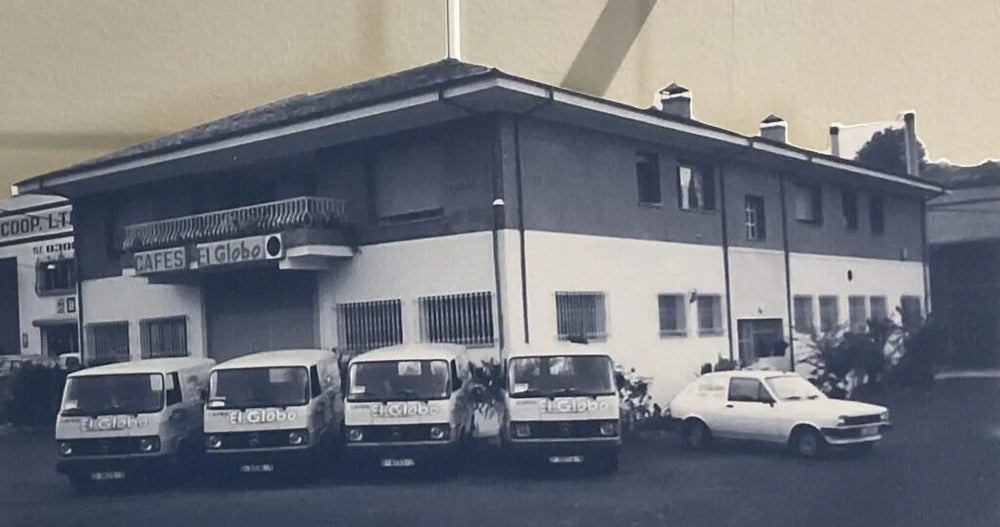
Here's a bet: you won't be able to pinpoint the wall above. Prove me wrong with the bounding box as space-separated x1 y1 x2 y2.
0 235 76 356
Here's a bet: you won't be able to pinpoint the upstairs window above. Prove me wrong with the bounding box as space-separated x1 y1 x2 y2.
842 190 859 231
745 195 766 241
677 164 716 212
372 141 445 222
793 184 823 224
418 291 495 347
870 195 885 235
555 292 607 341
336 299 404 354
36 259 76 296
657 294 687 337
636 153 661 205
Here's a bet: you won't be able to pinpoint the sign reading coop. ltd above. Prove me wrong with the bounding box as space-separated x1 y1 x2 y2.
0 205 72 243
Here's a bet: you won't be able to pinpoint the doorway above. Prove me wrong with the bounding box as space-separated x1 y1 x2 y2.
42 323 79 358
0 257 19 355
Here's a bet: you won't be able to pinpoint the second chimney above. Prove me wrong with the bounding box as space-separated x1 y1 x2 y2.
759 114 787 143
659 83 691 119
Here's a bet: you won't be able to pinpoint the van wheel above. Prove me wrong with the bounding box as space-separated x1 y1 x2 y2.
791 427 826 459
682 419 711 449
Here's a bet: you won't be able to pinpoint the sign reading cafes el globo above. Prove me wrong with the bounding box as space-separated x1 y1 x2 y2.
0 206 72 243
134 235 279 275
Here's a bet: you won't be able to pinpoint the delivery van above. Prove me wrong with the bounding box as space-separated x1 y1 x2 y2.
343 343 476 474
500 343 622 474
202 349 343 481
54 357 216 493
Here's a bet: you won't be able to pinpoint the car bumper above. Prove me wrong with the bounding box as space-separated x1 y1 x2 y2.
821 422 892 445
56 453 173 477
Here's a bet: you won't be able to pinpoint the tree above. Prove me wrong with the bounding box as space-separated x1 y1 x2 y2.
854 127 927 175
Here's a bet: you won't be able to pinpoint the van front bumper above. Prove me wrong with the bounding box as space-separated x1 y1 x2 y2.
345 440 458 468
56 453 173 477
504 437 621 463
205 446 320 474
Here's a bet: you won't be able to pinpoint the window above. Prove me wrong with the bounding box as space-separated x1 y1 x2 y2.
657 294 687 337
736 319 785 364
309 366 323 398
842 190 859 231
728 377 767 402
555 292 607 341
819 296 839 333
793 295 815 334
36 259 75 295
696 295 724 336
86 321 130 366
901 295 923 328
793 184 823 224
870 195 885 235
636 153 661 205
418 291 495 346
140 316 188 359
744 195 766 241
677 164 716 212
372 141 445 221
165 373 182 405
848 296 868 332
336 299 403 354
870 296 889 322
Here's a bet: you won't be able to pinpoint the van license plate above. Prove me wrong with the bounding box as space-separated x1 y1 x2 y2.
90 471 125 481
548 455 584 464
381 458 415 468
861 426 879 436
239 464 274 473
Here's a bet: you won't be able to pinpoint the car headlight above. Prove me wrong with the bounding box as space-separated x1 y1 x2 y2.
600 421 618 436
58 442 73 456
206 435 223 449
513 423 531 438
348 428 364 442
288 430 308 446
139 437 160 453
837 415 848 426
429 425 449 440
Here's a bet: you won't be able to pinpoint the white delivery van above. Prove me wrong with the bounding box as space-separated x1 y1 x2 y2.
500 343 622 474
343 343 476 474
202 349 343 480
54 357 216 493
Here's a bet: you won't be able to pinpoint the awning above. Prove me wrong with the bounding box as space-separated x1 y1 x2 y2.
32 317 78 328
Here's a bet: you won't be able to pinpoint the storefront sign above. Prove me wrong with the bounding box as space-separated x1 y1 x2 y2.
81 415 150 433
196 236 271 269
32 240 74 256
371 401 441 418
134 246 188 276
227 408 298 425
540 398 609 414
0 206 71 243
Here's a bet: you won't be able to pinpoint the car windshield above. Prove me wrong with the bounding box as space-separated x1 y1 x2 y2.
765 375 827 401
208 367 310 408
347 360 451 402
508 355 616 398
61 374 165 416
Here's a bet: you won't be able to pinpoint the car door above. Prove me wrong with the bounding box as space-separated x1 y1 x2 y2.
722 377 777 440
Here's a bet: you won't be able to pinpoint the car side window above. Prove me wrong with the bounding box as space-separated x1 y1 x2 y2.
728 378 762 402
165 373 183 406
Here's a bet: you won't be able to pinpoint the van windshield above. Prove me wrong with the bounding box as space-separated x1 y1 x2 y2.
208 367 310 409
61 374 165 416
348 360 450 402
508 355 616 398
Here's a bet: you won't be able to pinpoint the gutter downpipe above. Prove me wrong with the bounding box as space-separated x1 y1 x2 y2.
716 146 748 364
41 186 85 366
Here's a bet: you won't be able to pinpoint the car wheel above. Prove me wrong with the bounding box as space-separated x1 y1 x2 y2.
792 428 826 459
683 420 711 449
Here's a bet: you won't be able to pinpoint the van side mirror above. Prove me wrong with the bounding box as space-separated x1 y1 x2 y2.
198 388 208 403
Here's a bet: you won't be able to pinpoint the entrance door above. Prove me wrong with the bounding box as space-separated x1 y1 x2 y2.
204 268 318 363
42 324 79 357
0 257 19 355
736 318 788 370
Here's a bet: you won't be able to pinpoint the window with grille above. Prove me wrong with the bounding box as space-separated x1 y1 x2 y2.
819 296 839 333
36 259 76 295
745 195 766 241
848 296 868 332
335 299 403 353
140 316 188 358
555 292 607 341
636 153 661 205
657 294 686 337
677 164 716 212
696 295 724 336
793 295 814 334
86 321 130 365
870 296 889 322
901 295 923 328
418 291 495 347
793 184 823 224
842 190 859 231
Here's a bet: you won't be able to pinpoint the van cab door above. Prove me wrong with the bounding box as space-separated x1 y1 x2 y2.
161 372 193 451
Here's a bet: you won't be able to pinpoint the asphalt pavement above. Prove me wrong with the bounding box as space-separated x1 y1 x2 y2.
1 377 997 527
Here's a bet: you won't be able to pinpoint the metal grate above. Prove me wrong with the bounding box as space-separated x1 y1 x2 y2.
336 299 403 353
555 292 607 341
140 316 188 359
418 291 495 347
86 321 130 366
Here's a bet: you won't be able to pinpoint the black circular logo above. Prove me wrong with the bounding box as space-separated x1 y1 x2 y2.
265 236 282 258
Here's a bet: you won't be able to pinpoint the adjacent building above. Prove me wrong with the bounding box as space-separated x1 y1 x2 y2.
12 60 942 403
0 194 76 358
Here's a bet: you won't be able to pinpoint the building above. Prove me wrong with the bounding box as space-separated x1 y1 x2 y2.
0 194 77 358
12 60 942 404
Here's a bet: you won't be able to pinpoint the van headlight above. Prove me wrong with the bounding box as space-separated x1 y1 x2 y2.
837 415 848 426
880 411 890 422
348 428 364 442
58 442 73 456
206 435 223 449
599 421 618 436
429 425 449 440
513 423 531 438
139 437 160 453
288 430 308 446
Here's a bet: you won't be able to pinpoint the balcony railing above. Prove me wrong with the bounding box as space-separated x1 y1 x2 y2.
122 196 349 252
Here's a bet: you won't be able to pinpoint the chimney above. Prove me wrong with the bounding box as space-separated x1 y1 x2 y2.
829 123 841 158
658 83 691 119
902 111 920 177
759 114 787 143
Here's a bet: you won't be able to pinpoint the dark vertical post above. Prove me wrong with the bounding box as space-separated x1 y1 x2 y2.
779 172 795 370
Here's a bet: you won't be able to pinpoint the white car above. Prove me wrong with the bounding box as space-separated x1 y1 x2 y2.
667 370 891 458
